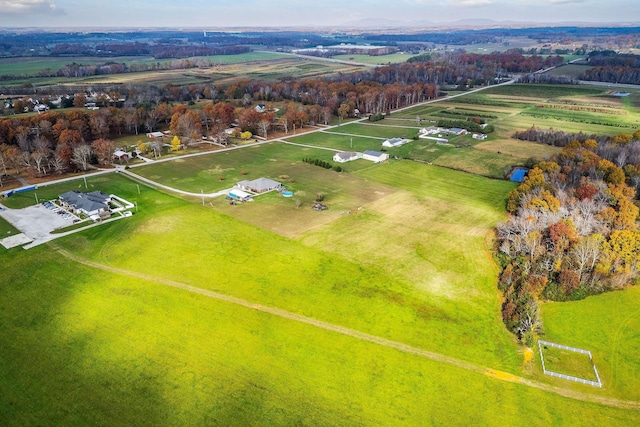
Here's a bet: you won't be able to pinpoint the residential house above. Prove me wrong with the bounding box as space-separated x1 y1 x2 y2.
236 177 283 194
333 151 361 163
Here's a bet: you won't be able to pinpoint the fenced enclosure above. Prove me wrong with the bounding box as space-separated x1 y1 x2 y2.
538 339 602 388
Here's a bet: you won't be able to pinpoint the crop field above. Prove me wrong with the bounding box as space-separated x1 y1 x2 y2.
330 53 413 64
0 51 292 77
392 84 640 141
0 55 362 88
544 64 593 78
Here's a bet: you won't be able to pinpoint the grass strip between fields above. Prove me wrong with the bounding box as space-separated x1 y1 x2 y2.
51 244 640 412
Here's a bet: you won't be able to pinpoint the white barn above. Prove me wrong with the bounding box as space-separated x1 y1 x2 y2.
362 150 389 163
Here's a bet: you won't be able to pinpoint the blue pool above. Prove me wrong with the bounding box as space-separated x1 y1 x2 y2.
282 191 294 197
510 168 528 183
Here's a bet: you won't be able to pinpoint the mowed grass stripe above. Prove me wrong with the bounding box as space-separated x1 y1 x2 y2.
51 245 640 411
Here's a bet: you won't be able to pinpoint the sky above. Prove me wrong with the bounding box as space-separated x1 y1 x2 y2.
0 0 638 28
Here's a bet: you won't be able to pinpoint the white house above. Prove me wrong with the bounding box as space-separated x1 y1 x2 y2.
472 133 488 140
333 151 361 163
146 131 165 138
363 150 389 163
382 138 410 148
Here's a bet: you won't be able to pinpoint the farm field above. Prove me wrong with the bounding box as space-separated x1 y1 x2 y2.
0 55 363 87
0 51 292 77
330 52 413 64
392 84 640 142
290 122 558 178
2 171 640 425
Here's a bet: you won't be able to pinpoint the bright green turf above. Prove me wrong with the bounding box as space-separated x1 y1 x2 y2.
2 248 638 426
541 286 640 401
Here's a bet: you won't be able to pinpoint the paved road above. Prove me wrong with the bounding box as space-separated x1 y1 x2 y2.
50 245 640 412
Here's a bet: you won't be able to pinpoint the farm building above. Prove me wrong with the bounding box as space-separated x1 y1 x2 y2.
363 150 389 163
146 131 165 138
333 151 361 163
237 177 283 194
448 128 468 135
228 189 252 202
113 150 130 161
382 138 411 148
59 191 111 216
472 133 488 140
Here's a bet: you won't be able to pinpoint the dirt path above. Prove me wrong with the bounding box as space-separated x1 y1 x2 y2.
52 245 640 411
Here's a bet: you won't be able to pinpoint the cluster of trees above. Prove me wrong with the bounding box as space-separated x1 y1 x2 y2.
435 119 494 133
49 42 250 59
496 134 640 345
302 157 341 172
513 126 607 147
580 52 640 85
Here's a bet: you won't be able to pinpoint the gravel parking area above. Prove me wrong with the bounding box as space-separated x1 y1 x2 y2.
0 203 76 246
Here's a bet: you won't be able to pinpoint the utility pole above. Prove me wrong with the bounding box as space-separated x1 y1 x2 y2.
201 189 204 206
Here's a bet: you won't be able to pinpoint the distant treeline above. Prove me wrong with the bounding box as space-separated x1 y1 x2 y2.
580 51 640 85
49 43 250 59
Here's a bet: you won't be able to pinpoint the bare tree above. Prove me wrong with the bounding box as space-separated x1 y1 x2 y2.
31 149 50 175
72 144 92 171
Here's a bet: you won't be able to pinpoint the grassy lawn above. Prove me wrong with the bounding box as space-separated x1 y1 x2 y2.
291 124 544 178
2 248 638 426
540 286 640 401
133 142 338 193
0 215 20 243
540 345 599 382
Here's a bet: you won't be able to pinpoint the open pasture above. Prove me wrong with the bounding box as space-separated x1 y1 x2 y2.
541 286 640 401
295 123 547 178
132 142 337 193
50 173 520 372
2 246 638 425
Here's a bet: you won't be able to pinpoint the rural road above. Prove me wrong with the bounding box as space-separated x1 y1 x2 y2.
52 245 640 412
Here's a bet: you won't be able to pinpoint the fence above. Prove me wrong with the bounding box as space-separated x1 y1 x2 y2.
538 339 602 388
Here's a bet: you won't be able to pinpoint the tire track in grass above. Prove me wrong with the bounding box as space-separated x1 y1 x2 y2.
52 245 640 411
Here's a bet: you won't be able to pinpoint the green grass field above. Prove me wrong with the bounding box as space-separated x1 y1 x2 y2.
540 345 599 382
2 171 639 425
541 287 640 401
